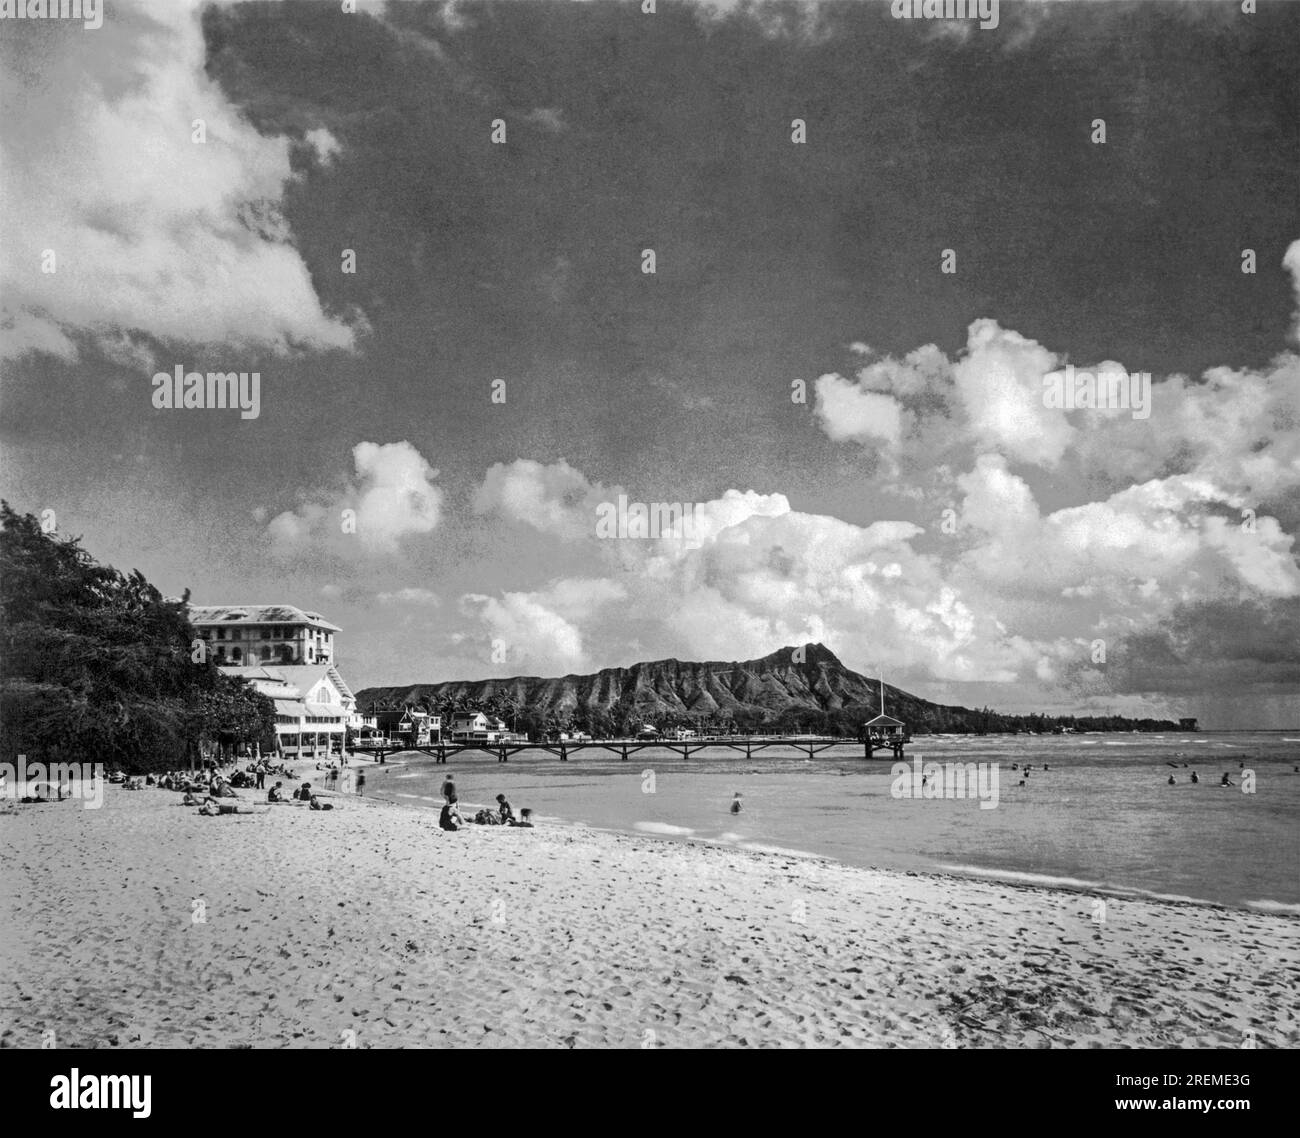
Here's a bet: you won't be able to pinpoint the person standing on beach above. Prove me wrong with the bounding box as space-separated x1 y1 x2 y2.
441 774 456 802
356 771 366 797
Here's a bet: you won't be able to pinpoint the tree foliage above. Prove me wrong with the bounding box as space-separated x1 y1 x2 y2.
0 502 276 772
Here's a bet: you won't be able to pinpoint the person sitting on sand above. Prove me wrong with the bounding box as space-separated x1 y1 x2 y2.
294 781 313 801
309 794 333 811
439 795 464 831
496 794 515 824
267 782 285 803
512 808 534 829
202 796 257 816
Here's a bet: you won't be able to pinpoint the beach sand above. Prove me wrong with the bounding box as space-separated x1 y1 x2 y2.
2 780 1296 1049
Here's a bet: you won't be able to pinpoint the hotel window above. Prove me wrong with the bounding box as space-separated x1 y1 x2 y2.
215 628 226 641
260 646 271 661
231 647 242 662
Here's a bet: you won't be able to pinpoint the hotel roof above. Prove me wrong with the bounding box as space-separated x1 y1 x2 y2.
189 604 341 632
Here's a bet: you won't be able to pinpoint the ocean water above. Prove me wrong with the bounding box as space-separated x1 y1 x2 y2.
366 732 1300 912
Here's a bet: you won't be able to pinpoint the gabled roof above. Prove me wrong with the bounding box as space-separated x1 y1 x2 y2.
219 663 355 703
189 604 342 632
866 714 904 726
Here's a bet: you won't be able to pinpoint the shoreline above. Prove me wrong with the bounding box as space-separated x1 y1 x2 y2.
3 779 1297 1048
378 782 1300 917
361 754 1300 920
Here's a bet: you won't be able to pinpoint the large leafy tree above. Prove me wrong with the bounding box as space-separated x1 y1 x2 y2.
0 503 275 772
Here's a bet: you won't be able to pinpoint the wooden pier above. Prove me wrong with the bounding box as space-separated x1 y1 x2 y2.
352 733 910 765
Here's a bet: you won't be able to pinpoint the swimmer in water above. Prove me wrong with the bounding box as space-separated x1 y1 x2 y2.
1221 772 1233 787
1190 771 1199 784
730 792 743 814
1168 775 1176 785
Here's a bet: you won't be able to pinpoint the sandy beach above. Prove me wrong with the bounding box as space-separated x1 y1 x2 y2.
2 778 1297 1049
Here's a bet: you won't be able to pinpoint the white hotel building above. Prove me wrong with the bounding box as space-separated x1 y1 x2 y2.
189 604 359 760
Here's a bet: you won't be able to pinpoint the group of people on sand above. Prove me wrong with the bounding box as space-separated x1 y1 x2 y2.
169 760 359 816
436 774 533 832
264 780 338 810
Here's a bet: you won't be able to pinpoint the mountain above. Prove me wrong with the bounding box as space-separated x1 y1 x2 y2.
352 643 1181 735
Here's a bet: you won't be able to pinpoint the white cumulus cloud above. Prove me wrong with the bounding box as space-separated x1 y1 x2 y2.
0 0 360 362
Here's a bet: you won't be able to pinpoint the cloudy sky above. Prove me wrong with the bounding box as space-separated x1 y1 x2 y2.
2 0 1298 727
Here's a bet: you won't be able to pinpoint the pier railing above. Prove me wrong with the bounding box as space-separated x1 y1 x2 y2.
350 733 910 764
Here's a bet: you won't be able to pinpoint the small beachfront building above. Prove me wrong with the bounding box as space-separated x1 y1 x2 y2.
373 707 441 745
863 713 905 742
446 712 522 744
449 711 490 738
